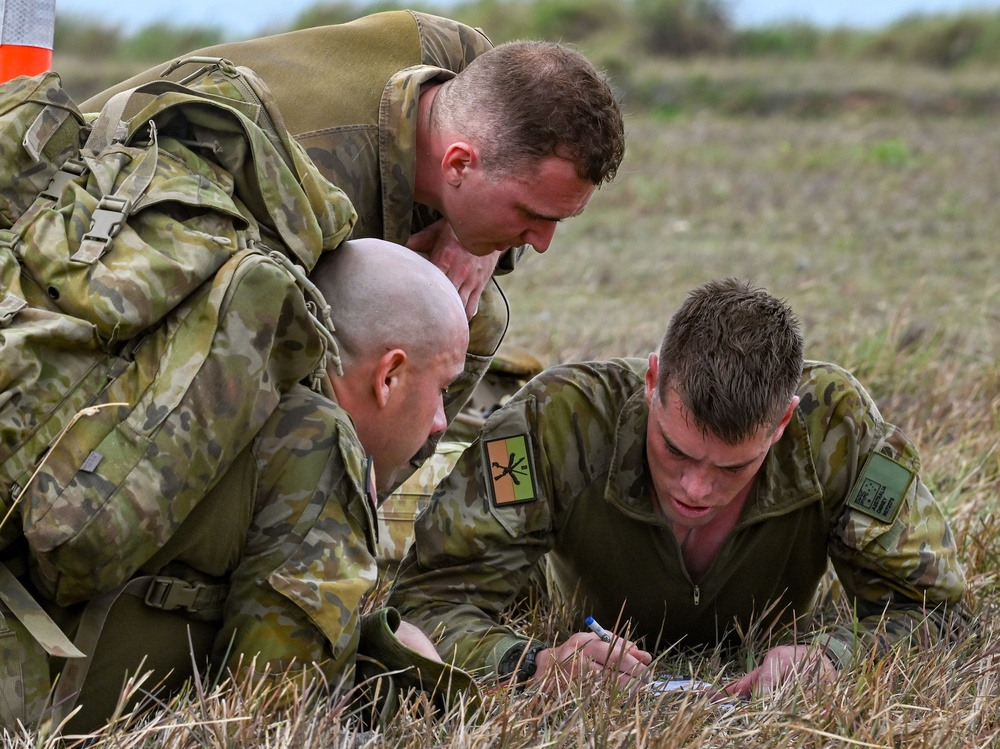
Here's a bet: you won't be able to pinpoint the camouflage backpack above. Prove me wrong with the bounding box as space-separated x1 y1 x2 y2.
0 65 356 608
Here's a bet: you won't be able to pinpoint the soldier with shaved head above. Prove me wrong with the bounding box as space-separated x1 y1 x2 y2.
41 240 469 730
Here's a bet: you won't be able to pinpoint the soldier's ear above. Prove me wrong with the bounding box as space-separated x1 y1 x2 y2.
442 142 476 187
372 348 408 408
644 353 659 406
770 396 800 445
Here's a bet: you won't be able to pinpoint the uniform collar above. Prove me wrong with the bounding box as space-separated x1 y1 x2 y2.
378 64 457 244
740 407 824 526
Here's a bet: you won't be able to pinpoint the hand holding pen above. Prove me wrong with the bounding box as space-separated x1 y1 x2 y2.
531 615 652 690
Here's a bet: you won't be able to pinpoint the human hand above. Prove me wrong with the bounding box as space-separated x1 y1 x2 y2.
721 645 836 699
406 219 500 319
534 631 652 690
395 620 443 663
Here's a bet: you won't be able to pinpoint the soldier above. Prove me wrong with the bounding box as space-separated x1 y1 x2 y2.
390 278 968 696
83 9 626 440
19 239 469 730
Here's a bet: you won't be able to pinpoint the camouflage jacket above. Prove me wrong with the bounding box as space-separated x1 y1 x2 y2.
83 11 509 426
144 383 379 681
390 358 968 677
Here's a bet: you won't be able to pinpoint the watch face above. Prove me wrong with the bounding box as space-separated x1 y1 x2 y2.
498 642 544 683
499 643 527 678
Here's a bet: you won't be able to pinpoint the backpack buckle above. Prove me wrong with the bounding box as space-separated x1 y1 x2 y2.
144 577 221 614
72 195 131 264
39 158 88 201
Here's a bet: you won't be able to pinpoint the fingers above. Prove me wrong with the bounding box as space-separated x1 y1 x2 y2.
395 621 442 662
720 674 754 700
542 632 650 685
462 285 482 319
719 646 837 700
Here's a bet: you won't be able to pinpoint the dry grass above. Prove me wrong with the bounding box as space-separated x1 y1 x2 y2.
5 60 999 747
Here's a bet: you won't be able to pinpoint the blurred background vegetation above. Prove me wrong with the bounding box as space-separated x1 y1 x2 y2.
54 0 1000 106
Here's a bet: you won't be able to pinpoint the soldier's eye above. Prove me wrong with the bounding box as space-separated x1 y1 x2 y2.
666 443 686 459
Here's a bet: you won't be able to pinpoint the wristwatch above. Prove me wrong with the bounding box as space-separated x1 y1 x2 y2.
498 641 547 684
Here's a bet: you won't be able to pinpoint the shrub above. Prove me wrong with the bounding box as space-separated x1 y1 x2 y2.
732 23 822 58
528 0 626 42
632 0 732 56
117 23 223 62
863 11 1000 68
53 15 123 60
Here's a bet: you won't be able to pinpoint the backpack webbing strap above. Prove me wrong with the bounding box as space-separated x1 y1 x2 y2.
267 249 343 380
0 563 83 658
2 156 89 254
23 105 74 162
133 575 228 621
50 574 227 724
83 88 132 153
73 121 161 265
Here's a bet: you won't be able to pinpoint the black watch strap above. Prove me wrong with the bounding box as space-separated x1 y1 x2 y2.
499 641 547 684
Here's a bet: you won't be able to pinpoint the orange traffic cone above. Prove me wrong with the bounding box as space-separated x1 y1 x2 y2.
0 0 55 82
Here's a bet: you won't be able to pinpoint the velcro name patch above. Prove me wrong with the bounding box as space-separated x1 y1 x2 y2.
846 451 914 524
483 434 537 506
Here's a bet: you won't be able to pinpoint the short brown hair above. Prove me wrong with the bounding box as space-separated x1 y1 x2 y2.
434 40 625 186
656 278 804 444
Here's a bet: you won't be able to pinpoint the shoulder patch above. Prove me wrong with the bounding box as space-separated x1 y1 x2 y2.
846 451 914 524
483 434 537 506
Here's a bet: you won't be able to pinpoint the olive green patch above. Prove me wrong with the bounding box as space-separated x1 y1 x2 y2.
847 452 913 524
483 434 536 506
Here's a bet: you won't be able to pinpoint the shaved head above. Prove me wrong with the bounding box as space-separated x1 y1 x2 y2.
312 238 468 372
311 238 469 488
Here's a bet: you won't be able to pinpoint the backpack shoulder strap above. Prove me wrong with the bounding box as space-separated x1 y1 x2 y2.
0 563 82 658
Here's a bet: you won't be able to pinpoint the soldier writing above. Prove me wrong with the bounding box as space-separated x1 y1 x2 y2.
390 278 968 695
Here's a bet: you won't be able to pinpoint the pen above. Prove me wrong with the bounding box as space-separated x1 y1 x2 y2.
585 615 613 643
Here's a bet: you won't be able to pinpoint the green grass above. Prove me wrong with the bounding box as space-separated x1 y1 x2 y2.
7 59 1000 748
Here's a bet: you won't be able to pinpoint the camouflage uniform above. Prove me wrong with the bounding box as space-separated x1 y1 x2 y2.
83 10 508 429
8 384 379 730
390 358 968 678
147 383 378 681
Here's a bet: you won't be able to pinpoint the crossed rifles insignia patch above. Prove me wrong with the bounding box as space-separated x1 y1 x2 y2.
483 434 537 506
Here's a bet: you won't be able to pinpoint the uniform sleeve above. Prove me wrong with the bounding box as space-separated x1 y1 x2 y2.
215 386 379 684
799 365 968 668
389 392 556 678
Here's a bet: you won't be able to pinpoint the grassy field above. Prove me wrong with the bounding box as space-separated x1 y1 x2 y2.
8 58 1000 747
